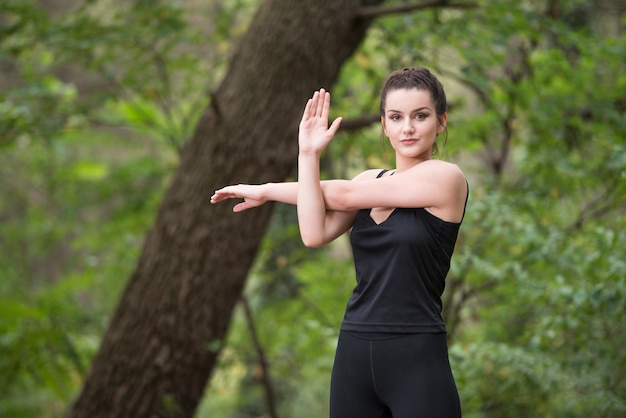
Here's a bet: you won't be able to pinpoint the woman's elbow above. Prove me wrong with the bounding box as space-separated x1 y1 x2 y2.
300 234 326 248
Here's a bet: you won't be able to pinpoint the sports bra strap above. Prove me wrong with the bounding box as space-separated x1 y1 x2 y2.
376 169 388 178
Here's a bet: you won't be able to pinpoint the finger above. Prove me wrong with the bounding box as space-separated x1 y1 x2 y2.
211 187 238 201
211 194 228 204
328 116 343 136
306 93 318 121
210 191 223 203
301 98 312 122
233 202 250 212
321 89 331 120
316 88 327 117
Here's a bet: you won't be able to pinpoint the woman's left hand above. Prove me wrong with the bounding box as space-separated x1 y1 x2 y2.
211 184 266 212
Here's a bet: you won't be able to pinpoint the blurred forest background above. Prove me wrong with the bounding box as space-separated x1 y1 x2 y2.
1 0 625 417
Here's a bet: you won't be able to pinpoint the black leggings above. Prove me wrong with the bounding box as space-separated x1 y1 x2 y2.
330 331 461 418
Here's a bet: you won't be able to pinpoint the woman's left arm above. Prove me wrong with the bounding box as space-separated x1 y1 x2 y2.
325 161 468 223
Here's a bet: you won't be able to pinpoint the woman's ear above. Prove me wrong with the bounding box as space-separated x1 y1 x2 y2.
437 113 448 134
381 116 387 136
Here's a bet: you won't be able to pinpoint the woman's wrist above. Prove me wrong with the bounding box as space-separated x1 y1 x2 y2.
298 147 322 158
259 183 272 202
260 182 298 205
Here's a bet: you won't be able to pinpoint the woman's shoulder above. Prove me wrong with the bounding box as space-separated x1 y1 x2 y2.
351 168 392 181
407 160 466 187
351 163 465 185
418 159 464 175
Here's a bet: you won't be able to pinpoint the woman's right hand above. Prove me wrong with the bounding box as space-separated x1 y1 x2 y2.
298 88 342 156
210 184 266 212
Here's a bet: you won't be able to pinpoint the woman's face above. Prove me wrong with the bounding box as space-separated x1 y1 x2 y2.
381 88 446 162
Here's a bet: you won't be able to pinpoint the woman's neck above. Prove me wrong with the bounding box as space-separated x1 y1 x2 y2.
394 155 432 173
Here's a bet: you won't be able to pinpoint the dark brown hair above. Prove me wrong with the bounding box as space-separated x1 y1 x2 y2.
379 67 448 118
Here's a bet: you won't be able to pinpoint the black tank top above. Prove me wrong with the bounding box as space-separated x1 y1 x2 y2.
340 170 467 334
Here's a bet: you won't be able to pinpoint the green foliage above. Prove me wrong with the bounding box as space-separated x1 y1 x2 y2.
455 193 626 416
451 342 561 417
1 0 625 417
435 2 626 416
0 276 96 417
0 0 240 415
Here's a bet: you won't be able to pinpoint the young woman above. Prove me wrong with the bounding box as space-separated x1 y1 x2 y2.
211 68 467 417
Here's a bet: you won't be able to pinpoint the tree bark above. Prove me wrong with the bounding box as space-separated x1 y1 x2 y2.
69 1 383 417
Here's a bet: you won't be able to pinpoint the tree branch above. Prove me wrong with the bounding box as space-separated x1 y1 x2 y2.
240 296 279 418
337 113 381 132
357 0 478 20
444 274 499 344
565 177 625 232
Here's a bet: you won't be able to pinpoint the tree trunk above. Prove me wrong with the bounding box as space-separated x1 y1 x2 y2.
69 1 383 416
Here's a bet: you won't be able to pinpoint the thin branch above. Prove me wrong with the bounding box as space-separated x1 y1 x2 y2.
357 0 478 20
337 114 381 132
444 275 499 343
240 296 279 418
565 178 625 232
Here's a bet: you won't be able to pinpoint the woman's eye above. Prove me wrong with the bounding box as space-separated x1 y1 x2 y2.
415 113 427 120
390 115 400 121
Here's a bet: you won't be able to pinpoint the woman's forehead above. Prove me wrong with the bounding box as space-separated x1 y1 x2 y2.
384 88 433 110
